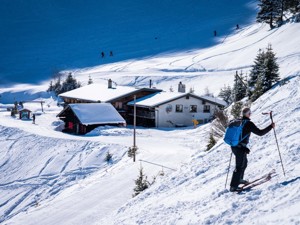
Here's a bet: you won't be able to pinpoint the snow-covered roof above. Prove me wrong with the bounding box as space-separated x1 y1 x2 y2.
127 92 227 107
61 103 125 125
200 95 227 106
58 83 158 102
127 92 187 107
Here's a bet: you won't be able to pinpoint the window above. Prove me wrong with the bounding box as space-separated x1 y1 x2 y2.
176 104 183 112
190 105 197 113
115 102 123 109
203 105 210 113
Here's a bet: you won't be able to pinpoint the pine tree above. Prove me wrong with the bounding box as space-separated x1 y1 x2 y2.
232 71 246 102
248 49 265 94
88 75 93 85
133 167 149 197
53 76 62 96
257 0 281 29
105 151 113 163
231 101 243 119
218 85 232 104
251 75 264 101
47 81 54 92
262 44 280 92
286 0 300 13
60 73 81 94
206 131 216 151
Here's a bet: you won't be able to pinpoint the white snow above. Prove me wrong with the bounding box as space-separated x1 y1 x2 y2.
65 103 125 125
128 92 187 107
0 1 300 224
98 75 300 225
58 83 144 102
127 91 226 108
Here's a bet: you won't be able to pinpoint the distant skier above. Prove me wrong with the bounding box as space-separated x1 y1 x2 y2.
236 24 240 30
32 114 36 124
214 30 217 37
101 52 105 58
110 51 113 57
229 107 275 192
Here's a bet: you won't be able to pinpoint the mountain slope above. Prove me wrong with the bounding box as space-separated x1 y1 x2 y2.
98 75 300 225
0 0 256 84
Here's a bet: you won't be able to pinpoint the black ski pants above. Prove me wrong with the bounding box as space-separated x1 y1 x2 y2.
230 146 248 188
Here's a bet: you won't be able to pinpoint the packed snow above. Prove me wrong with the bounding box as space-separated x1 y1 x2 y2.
66 103 125 125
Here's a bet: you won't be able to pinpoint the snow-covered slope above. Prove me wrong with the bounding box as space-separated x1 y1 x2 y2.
98 75 300 225
0 0 256 84
0 104 203 224
1 0 300 224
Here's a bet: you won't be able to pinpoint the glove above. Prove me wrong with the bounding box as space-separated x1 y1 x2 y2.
244 147 250 154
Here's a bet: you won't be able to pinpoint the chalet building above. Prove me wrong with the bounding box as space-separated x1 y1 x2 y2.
57 103 126 134
127 90 226 128
58 79 162 122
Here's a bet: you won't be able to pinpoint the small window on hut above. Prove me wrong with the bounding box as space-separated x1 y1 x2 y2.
190 105 197 113
176 104 183 113
203 105 210 113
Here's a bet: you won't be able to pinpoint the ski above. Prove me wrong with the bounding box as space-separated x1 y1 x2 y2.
237 169 277 193
239 169 276 188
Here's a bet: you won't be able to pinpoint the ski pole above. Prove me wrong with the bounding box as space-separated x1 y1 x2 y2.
262 111 286 176
225 152 233 188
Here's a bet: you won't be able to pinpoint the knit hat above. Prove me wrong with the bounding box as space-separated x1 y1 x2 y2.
242 107 251 116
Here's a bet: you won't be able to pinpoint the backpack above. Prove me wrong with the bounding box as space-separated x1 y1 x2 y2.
223 119 248 147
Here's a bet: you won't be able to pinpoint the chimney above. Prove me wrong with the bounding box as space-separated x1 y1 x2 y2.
149 79 152 88
178 81 186 93
108 79 112 89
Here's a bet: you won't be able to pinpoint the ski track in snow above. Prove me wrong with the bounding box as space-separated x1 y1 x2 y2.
0 125 128 223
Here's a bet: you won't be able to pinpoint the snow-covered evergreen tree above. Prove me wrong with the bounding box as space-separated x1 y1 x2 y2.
133 167 149 197
105 151 113 163
248 49 265 94
251 75 265 102
231 101 243 119
286 0 300 13
262 44 280 92
206 131 216 151
60 73 81 94
53 76 62 96
47 81 54 92
257 0 281 29
218 85 232 104
232 71 246 102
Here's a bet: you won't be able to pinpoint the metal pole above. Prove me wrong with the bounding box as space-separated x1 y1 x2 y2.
270 111 286 176
225 152 233 189
133 95 136 162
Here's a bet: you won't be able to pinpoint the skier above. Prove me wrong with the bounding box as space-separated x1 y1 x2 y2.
214 30 217 37
32 114 36 124
229 107 275 192
110 51 113 57
236 24 239 30
101 52 105 58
